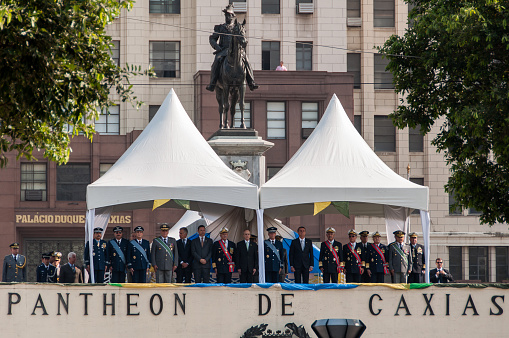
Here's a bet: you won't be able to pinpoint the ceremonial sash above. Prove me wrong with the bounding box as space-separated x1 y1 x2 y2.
371 244 389 274
325 241 341 274
348 243 362 274
155 238 174 263
393 244 408 266
131 240 149 265
265 240 281 263
110 240 126 266
219 241 235 272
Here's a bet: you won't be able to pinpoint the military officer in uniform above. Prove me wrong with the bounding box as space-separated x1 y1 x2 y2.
206 5 258 92
408 232 425 283
358 231 371 283
212 227 236 284
151 223 178 283
343 229 365 283
84 227 108 283
127 226 151 283
319 227 343 283
264 227 284 283
2 242 27 282
107 226 129 283
366 232 389 283
36 252 57 283
388 230 413 283
52 251 62 283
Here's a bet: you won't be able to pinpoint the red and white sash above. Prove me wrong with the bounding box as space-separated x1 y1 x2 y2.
371 243 389 274
348 243 362 274
325 241 341 274
219 241 235 272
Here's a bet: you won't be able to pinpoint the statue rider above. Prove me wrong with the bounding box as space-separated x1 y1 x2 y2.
206 5 259 92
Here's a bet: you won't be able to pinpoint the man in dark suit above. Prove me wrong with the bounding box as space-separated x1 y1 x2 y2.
319 227 343 283
264 227 284 283
408 232 426 283
365 232 389 283
343 229 365 283
430 258 454 283
236 229 258 283
191 224 213 283
358 231 371 283
289 226 314 284
212 227 236 284
176 227 193 283
60 252 83 283
106 226 129 283
36 252 57 283
127 226 151 283
84 227 108 283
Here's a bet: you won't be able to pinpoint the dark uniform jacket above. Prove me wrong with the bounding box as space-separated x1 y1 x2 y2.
127 239 151 270
2 254 26 282
210 23 236 58
59 263 83 283
366 243 388 273
264 240 284 272
343 242 365 274
410 244 425 273
388 242 412 273
236 240 258 273
36 263 56 283
107 238 129 272
430 268 454 283
176 238 193 267
289 238 314 270
212 240 236 274
319 240 343 273
84 239 108 271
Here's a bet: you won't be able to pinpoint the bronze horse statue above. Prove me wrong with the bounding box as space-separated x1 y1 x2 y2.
215 19 247 129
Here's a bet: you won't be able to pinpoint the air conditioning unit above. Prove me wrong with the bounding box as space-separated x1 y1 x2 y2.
298 3 314 14
233 2 247 13
348 17 362 27
25 190 43 201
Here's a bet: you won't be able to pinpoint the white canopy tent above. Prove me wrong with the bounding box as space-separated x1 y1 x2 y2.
85 89 258 281
258 95 431 283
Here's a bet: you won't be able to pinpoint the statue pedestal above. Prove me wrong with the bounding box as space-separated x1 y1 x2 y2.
208 129 274 187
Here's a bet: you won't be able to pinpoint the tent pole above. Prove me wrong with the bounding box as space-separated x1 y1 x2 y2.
420 210 431 283
85 209 96 283
256 209 265 283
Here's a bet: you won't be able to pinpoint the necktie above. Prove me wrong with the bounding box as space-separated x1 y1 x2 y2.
71 264 75 273
271 240 274 245
201 237 204 247
301 240 305 251
164 238 167 244
118 240 121 245
246 241 249 250
183 239 186 246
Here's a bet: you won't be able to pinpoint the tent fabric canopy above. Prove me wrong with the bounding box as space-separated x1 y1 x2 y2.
259 94 429 218
86 89 259 212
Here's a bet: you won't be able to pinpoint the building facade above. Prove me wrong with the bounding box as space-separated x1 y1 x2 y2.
0 0 507 282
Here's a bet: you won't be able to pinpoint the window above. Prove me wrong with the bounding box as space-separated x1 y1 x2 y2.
296 42 312 71
100 164 113 177
57 164 90 201
409 125 424 152
21 163 47 201
96 106 120 135
149 0 180 14
267 102 286 139
233 102 252 128
448 191 462 215
347 53 361 89
374 115 395 152
469 246 489 282
302 102 318 138
374 0 395 27
496 247 509 282
262 41 280 71
149 105 160 122
111 40 120 66
150 41 180 78
262 0 280 14
267 167 282 181
347 0 360 18
408 1 416 28
468 207 482 215
354 115 361 135
374 53 394 89
410 178 424 214
449 247 463 281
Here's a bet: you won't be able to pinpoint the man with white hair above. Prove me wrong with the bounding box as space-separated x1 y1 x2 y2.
60 252 83 283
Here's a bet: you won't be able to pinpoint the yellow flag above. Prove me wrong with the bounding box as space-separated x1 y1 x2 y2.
152 199 171 211
314 201 331 215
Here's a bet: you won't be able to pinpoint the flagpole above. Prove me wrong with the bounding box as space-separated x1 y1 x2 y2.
406 164 411 242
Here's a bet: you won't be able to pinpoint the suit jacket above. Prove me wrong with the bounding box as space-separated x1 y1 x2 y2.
106 238 129 272
191 236 213 269
366 243 388 273
343 242 365 274
127 239 151 270
59 263 83 283
289 238 314 270
151 236 178 270
84 239 108 270
176 238 193 267
388 242 413 272
319 240 343 273
264 240 284 272
212 240 236 273
410 244 425 273
430 268 454 283
236 240 258 272
36 263 56 283
2 254 26 282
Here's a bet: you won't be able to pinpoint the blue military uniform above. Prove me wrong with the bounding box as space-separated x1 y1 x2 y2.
365 232 389 283
264 227 284 283
127 226 151 283
36 253 56 283
106 226 129 283
84 228 108 283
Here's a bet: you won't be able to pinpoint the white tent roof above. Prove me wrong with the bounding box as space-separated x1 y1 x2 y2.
86 89 258 211
260 94 429 218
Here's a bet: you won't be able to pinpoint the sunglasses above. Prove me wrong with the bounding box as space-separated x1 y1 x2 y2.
436 262 443 264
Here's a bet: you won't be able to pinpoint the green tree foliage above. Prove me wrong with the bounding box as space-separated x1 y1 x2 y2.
379 0 509 225
0 0 152 167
